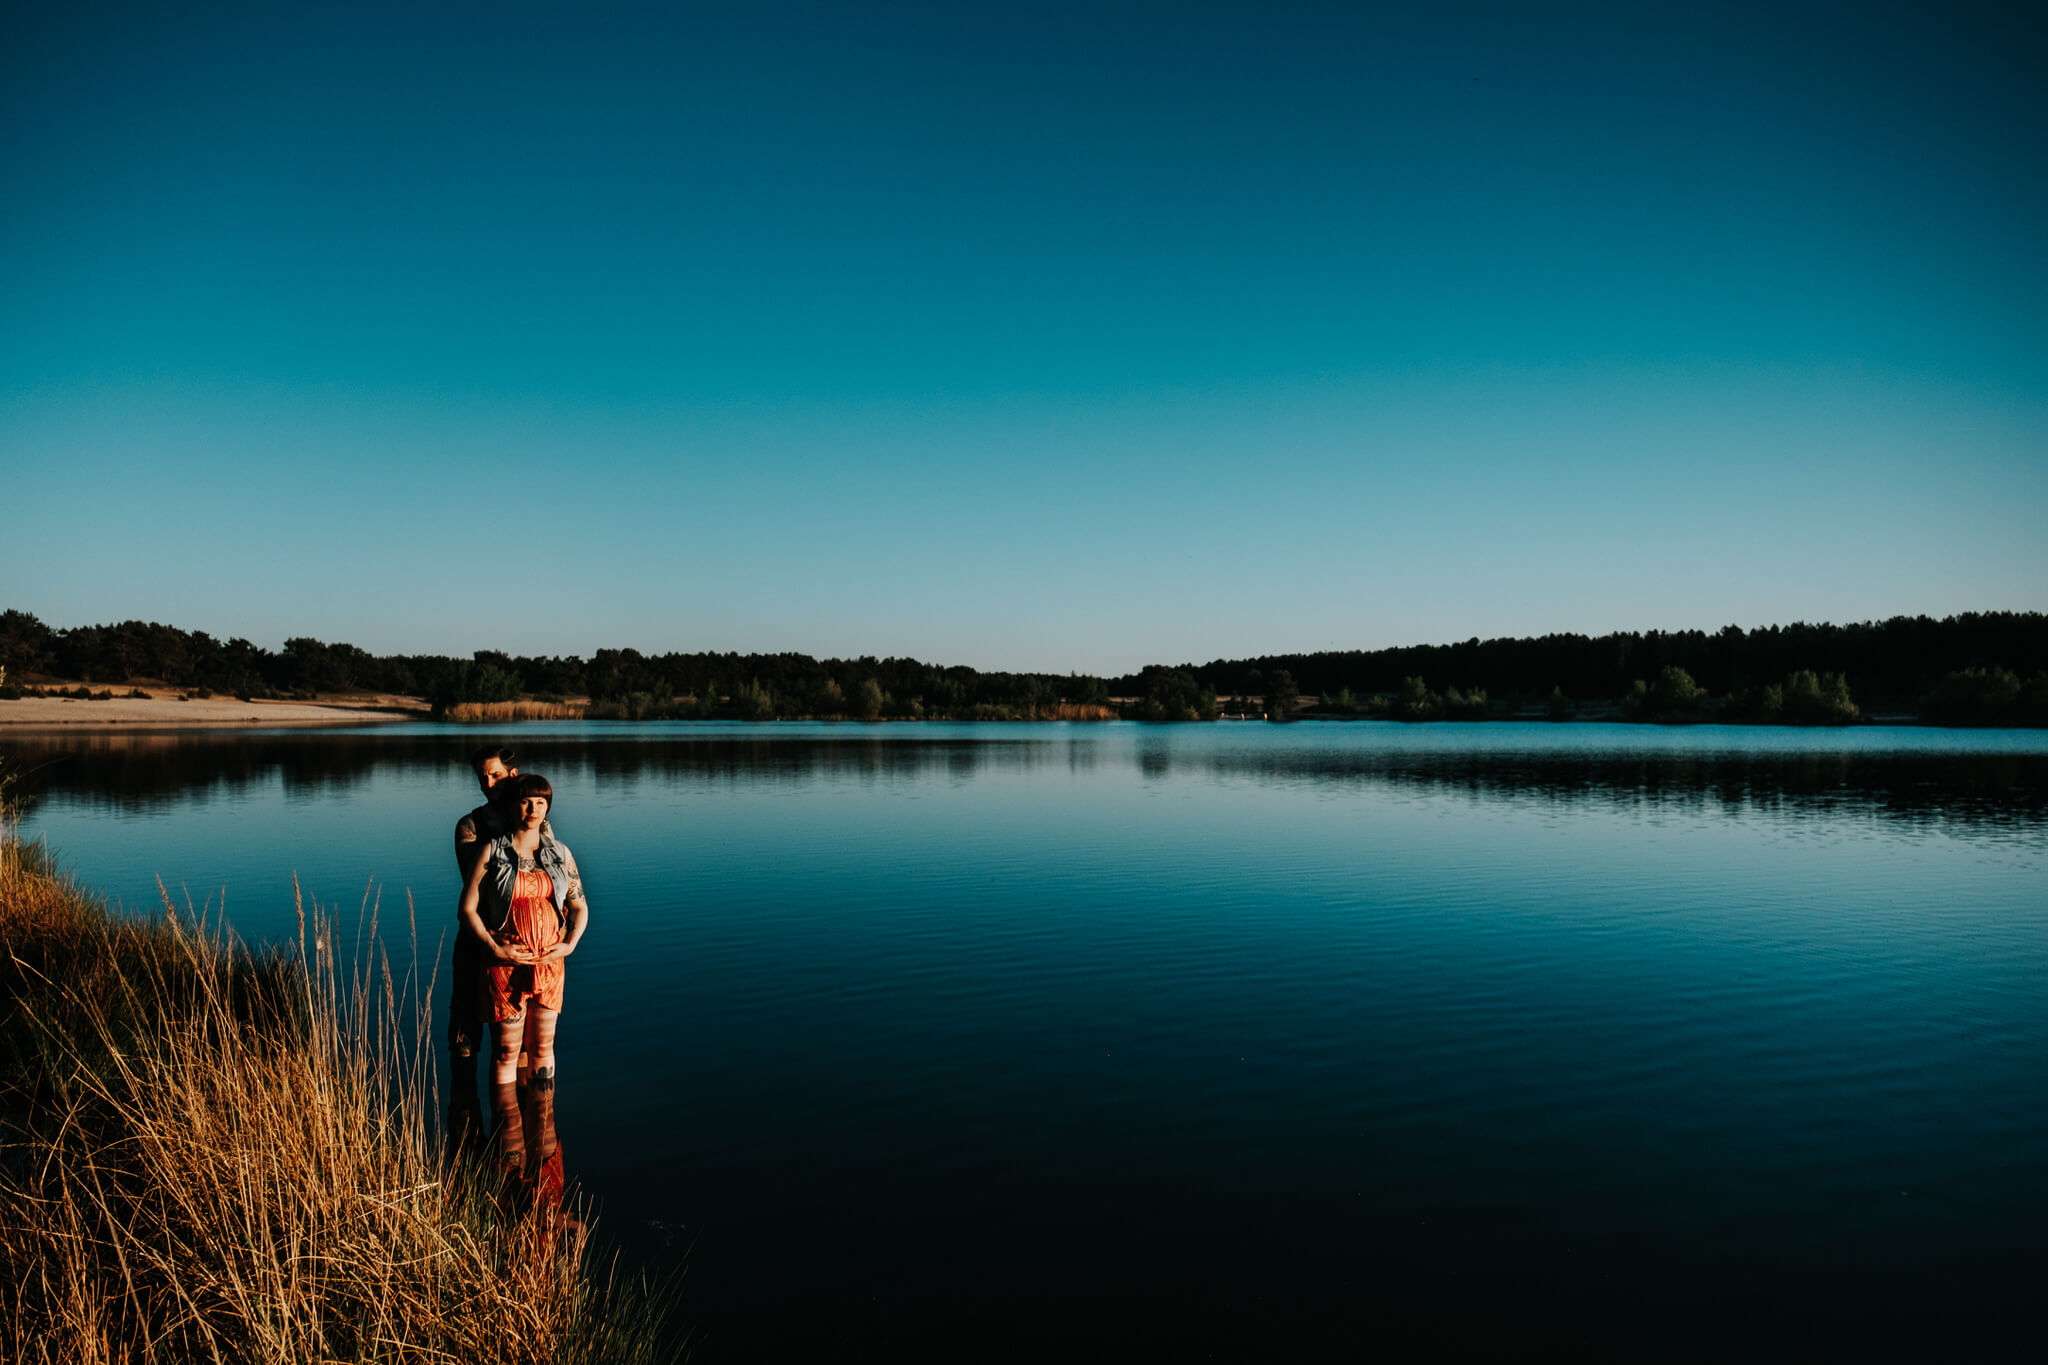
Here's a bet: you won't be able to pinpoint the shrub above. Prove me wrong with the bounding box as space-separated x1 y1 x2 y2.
1392 676 1442 722
1443 685 1491 720
1263 669 1298 721
1623 667 1703 721
1919 666 2032 726
729 679 775 722
1129 666 1217 723
1650 666 1703 713
1723 683 1783 722
1781 669 1858 724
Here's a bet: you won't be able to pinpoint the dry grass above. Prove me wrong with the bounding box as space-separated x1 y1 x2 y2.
0 777 676 1363
444 701 589 723
1038 703 1118 721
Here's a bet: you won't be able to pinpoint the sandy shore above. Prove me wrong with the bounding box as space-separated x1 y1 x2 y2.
0 691 427 728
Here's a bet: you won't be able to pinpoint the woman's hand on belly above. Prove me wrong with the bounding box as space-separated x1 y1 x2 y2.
485 936 534 965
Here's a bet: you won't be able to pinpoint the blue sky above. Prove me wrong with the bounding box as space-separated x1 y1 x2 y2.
4 2 2044 672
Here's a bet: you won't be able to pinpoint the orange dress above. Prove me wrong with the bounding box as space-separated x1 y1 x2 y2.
483 862 566 1021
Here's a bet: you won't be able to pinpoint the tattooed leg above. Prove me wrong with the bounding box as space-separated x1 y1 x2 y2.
528 1005 560 1090
491 1080 525 1179
492 1005 527 1087
522 1010 544 1081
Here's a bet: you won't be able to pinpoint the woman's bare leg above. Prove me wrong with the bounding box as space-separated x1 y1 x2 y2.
527 1005 560 1090
518 1011 544 1084
491 1081 525 1179
492 1005 528 1087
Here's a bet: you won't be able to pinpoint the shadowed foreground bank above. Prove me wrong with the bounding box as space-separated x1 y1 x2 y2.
0 796 677 1362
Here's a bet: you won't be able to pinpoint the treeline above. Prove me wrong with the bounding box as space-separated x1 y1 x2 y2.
0 610 1114 720
4 609 2045 725
1315 666 1870 725
1147 612 2048 725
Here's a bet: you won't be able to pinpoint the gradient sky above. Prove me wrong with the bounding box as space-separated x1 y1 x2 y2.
4 1 2044 672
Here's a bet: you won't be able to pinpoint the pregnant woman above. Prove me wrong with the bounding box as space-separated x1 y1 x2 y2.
458 772 589 1089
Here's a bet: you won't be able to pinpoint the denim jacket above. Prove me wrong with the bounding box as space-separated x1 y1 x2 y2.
478 831 578 932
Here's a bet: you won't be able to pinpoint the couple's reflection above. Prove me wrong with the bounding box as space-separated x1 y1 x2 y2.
490 1081 567 1210
450 1074 586 1264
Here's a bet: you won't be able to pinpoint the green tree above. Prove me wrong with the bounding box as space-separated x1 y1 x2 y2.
1443 684 1490 719
1065 672 1110 706
854 678 886 720
0 611 56 676
1266 669 1299 721
1781 669 1858 724
1132 666 1216 722
1649 665 1703 714
1919 666 2021 725
2024 672 2048 725
422 659 521 713
730 679 775 721
1394 675 1441 722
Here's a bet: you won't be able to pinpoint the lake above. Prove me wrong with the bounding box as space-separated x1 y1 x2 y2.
7 721 2046 1357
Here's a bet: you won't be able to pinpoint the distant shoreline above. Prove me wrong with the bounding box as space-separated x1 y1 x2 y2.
0 691 423 728
7 608 2042 727
0 695 1982 730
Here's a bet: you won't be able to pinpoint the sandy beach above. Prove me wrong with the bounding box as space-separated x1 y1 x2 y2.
0 691 426 728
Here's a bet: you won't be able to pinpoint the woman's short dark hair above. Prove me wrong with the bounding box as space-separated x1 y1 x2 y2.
509 772 553 807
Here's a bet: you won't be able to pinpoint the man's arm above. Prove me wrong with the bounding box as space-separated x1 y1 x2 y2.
454 810 485 887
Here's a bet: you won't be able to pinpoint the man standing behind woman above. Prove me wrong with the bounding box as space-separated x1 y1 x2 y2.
459 771 589 1089
450 746 548 1075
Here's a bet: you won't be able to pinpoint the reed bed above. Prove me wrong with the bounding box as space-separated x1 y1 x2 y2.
444 700 590 722
1039 703 1118 721
0 789 675 1363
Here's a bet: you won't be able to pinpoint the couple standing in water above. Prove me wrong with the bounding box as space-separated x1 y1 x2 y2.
450 746 590 1092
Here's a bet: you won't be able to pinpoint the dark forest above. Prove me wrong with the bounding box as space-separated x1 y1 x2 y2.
2 609 2043 725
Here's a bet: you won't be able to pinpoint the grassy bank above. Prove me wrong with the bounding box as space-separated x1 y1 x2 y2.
0 776 676 1362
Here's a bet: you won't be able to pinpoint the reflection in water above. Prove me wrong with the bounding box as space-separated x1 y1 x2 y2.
1 731 1059 807
6 725 2045 833
1182 742 2048 831
491 1082 568 1214
6 721 2045 1353
449 1071 587 1274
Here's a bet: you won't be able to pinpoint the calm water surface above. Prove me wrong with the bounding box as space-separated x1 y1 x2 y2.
8 722 2047 1355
